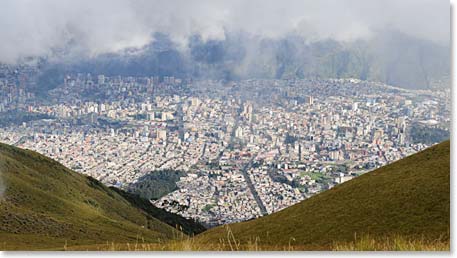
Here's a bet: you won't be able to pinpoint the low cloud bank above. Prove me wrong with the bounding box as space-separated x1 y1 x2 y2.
0 0 449 63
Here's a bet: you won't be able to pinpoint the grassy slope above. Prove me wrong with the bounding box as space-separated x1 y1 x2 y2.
0 143 188 250
110 187 206 236
195 141 450 250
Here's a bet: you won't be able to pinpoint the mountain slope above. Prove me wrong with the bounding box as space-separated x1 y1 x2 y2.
109 187 206 235
0 142 203 250
34 30 449 98
195 141 450 250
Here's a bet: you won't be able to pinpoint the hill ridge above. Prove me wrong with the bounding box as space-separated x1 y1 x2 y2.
195 141 450 249
0 142 204 250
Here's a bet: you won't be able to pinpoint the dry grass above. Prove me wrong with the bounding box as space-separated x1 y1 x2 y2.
0 142 205 250
195 141 450 248
64 226 450 251
333 234 450 251
0 141 450 251
64 226 291 251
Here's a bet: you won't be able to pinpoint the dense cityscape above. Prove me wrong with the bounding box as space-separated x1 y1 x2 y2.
0 65 451 227
0 0 451 252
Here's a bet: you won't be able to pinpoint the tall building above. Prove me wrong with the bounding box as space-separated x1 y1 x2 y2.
191 97 201 107
372 129 384 145
305 96 314 105
97 74 105 84
352 102 358 111
156 129 167 142
235 127 243 139
243 102 253 121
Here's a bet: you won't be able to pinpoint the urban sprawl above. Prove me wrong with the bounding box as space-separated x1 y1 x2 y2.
0 65 450 226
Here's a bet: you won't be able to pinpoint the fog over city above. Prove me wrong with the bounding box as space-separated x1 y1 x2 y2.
0 0 449 63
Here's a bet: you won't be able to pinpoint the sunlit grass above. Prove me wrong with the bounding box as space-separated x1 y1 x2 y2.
65 226 450 251
333 234 450 251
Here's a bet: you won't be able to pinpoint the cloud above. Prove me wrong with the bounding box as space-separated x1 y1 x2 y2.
0 0 450 63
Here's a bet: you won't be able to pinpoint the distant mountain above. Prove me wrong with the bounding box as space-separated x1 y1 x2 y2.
34 30 449 94
195 141 450 250
0 142 205 250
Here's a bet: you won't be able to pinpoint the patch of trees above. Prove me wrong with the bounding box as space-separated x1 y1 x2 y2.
409 124 449 145
127 170 185 200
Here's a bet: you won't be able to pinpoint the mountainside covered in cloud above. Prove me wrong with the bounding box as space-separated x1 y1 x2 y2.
36 30 449 90
1 0 450 90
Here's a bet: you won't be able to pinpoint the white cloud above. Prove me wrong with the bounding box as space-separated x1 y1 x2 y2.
0 0 450 63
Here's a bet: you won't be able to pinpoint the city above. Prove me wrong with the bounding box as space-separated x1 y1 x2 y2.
0 67 450 227
0 0 451 252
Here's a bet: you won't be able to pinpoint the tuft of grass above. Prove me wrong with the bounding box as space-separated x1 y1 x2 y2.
333 234 450 251
64 228 450 251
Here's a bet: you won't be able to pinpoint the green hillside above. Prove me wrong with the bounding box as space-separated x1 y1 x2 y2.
0 142 204 250
195 141 450 250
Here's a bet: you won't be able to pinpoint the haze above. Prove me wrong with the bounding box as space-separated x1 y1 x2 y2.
0 0 449 64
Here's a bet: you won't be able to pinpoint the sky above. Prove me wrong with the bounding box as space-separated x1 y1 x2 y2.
0 0 450 64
